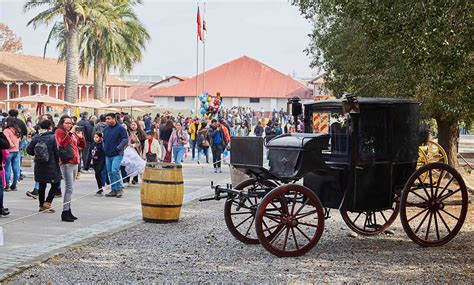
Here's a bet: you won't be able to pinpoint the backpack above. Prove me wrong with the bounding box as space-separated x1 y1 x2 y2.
197 132 209 147
34 135 49 163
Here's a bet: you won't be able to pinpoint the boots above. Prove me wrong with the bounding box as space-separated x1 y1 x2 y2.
69 209 78 220
61 210 74 222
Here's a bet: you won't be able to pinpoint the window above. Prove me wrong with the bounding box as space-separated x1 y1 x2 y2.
10 91 17 98
249 98 260 103
312 111 348 154
174 96 185 102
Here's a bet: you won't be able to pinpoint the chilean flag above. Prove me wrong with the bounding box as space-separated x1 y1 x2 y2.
197 6 203 41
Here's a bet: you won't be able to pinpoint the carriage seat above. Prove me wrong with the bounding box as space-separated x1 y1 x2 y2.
266 133 330 179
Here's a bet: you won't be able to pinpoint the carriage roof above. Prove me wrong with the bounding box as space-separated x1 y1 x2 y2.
304 98 418 110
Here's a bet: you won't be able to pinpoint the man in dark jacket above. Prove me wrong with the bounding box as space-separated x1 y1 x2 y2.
208 119 227 173
103 113 129 198
26 119 62 213
77 112 93 172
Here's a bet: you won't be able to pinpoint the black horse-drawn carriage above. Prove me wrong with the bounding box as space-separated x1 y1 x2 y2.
202 96 468 257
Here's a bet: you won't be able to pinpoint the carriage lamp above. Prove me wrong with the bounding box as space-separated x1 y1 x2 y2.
287 97 302 132
342 93 360 114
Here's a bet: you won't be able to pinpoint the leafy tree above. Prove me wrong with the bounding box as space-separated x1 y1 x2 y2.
293 0 473 166
0 23 23 53
24 0 102 103
43 0 149 104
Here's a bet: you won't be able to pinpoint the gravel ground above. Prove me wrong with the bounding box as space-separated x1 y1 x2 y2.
6 199 474 283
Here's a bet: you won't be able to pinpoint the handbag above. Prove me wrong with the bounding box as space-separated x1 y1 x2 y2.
59 144 74 162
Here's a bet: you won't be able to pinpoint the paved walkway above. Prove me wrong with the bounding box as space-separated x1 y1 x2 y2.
0 158 229 279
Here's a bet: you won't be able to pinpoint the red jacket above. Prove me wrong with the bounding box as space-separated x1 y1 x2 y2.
55 128 86 165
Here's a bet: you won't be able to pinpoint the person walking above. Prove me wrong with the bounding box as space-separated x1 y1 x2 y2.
160 120 174 163
26 120 62 213
188 118 202 160
196 123 210 164
208 119 228 173
168 122 188 164
103 113 129 198
143 130 161 162
77 112 93 173
3 119 21 191
0 127 10 216
92 114 108 135
55 115 86 222
90 132 106 196
254 121 264 137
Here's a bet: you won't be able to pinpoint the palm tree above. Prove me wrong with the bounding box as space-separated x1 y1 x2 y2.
24 0 100 103
82 1 150 103
42 0 150 104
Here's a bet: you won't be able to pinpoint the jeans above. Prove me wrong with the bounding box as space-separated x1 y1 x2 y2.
197 147 209 163
211 144 224 169
60 163 77 211
5 151 20 188
172 145 185 164
106 155 123 191
190 139 197 159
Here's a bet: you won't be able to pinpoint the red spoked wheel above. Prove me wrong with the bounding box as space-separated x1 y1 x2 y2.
224 179 277 244
255 184 325 257
400 162 468 246
340 198 400 236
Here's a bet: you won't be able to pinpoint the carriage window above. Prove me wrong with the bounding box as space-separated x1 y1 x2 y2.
359 109 388 158
312 112 348 154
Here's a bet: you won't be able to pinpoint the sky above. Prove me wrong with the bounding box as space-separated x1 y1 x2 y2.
0 0 317 78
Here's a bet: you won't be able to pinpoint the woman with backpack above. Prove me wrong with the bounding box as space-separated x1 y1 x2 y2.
196 123 210 164
26 119 62 213
55 115 86 222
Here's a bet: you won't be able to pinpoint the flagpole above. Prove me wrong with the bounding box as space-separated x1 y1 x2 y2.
202 1 206 94
195 3 200 115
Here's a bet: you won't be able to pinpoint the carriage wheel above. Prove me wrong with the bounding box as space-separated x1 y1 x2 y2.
224 179 276 244
255 185 325 257
400 162 468 246
340 198 400 236
425 141 448 164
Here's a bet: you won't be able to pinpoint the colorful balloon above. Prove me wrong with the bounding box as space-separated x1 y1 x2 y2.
200 107 206 115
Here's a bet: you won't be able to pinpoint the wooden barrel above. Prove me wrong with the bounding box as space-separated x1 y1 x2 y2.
140 162 184 223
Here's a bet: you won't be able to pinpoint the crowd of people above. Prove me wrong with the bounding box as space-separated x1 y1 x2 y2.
0 106 298 222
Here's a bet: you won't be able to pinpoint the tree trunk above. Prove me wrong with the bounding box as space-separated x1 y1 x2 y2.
64 24 79 103
436 117 459 167
93 56 107 116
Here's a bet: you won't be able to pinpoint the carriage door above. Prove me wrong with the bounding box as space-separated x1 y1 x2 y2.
353 108 392 211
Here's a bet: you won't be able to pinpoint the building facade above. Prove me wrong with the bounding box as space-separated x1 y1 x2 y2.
0 52 129 110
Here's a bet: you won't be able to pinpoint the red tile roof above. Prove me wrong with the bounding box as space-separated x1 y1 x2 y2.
128 84 154 102
149 56 313 99
0 52 127 86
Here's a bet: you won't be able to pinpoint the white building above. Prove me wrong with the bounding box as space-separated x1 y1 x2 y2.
149 56 314 111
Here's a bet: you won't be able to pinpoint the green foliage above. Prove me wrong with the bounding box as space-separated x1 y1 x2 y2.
293 0 473 124
39 0 150 76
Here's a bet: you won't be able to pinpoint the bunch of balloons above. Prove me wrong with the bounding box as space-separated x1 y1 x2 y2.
199 92 222 116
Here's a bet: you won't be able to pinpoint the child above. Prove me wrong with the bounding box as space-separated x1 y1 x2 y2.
90 132 106 196
143 130 161 162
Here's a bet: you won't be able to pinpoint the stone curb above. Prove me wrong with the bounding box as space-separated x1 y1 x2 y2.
0 180 226 282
